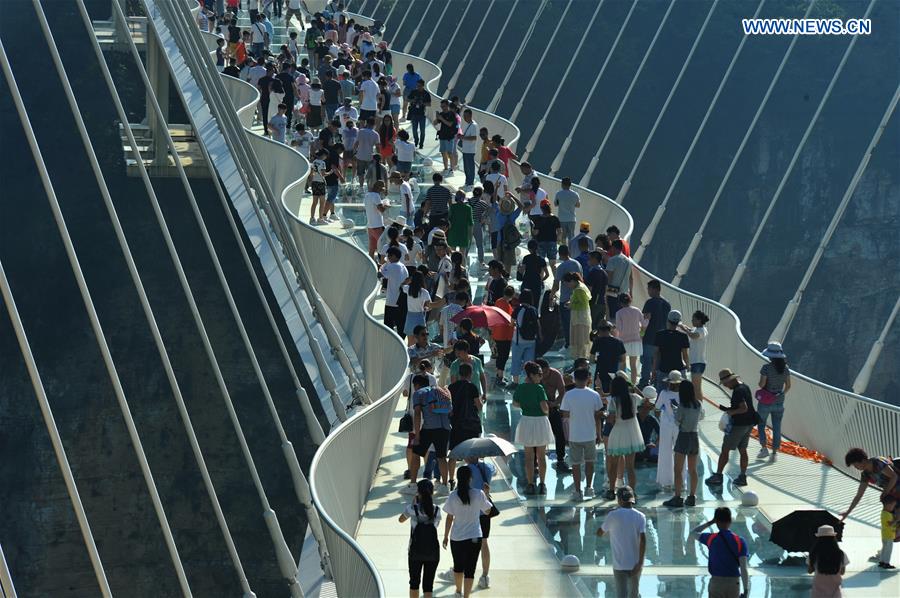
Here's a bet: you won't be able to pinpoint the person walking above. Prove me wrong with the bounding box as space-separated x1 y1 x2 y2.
639 280 670 387
518 239 550 301
596 486 646 598
561 368 604 501
403 271 437 345
448 191 473 255
402 63 422 121
565 272 593 361
468 187 490 268
605 376 646 499
380 247 409 337
651 310 690 392
423 172 453 224
604 240 632 319
756 341 791 459
551 245 583 349
399 479 442 598
807 525 849 597
442 466 493 598
554 176 581 244
406 79 430 148
614 293 646 386
705 369 756 488
447 361 483 490
435 99 458 175
531 200 561 267
509 290 540 386
467 457 496 590
663 380 703 507
412 377 454 494
653 371 682 491
535 358 568 474
691 507 750 598
513 361 554 495
490 285 515 387
364 179 388 260
460 109 479 189
592 321 626 396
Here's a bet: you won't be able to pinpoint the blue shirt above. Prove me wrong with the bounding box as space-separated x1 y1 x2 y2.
403 71 422 90
575 251 591 272
698 530 748 577
468 461 495 492
554 258 583 302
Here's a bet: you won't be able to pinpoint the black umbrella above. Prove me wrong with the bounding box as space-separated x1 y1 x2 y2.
769 510 844 552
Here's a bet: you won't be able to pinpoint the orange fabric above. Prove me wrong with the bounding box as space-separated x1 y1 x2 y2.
751 426 832 464
491 298 514 342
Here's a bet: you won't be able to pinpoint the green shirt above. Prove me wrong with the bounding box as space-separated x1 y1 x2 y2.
450 357 485 395
570 283 591 312
514 383 548 417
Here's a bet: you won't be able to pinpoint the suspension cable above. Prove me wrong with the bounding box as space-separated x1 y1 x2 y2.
669 0 816 284
420 0 454 58
444 0 498 96
719 0 876 306
402 0 435 54
853 295 900 395
0 36 191 597
437 0 478 70
486 0 547 113
579 0 676 187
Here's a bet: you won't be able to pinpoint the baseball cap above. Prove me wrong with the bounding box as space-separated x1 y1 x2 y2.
667 309 682 323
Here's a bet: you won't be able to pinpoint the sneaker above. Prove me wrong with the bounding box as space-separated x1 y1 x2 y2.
757 447 769 458
570 489 583 502
316 218 329 225
878 562 896 569
662 496 684 508
584 487 595 499
449 479 456 491
705 473 724 486
309 217 317 225
604 488 616 500
538 482 547 494
436 483 449 495
403 469 410 480
478 575 490 589
439 569 455 582
556 462 572 473
400 482 418 495
685 495 696 507
868 553 881 563
524 483 536 495
733 473 748 487
494 376 506 387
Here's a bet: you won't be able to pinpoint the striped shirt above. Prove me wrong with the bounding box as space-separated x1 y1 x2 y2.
426 184 453 218
469 197 489 226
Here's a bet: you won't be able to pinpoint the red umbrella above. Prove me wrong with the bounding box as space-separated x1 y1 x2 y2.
450 305 512 328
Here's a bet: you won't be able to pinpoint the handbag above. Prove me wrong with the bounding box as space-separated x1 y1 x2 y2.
755 388 778 406
718 412 732 433
398 412 413 433
476 463 501 518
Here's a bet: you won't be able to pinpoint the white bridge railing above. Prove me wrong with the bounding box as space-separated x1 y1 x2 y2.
205 6 898 596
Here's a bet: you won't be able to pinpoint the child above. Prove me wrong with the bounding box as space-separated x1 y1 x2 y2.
287 30 300 63
808 525 848 596
308 149 328 224
292 122 313 159
879 495 899 568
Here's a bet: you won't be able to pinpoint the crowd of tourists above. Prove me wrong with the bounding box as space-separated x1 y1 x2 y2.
197 3 897 597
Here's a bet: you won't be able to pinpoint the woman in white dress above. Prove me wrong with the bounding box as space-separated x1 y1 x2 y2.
654 371 685 489
605 376 647 499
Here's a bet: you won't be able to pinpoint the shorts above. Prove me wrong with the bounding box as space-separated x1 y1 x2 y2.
449 426 481 450
397 160 412 172
569 440 597 465
391 104 400 117
722 425 753 451
311 180 327 196
538 241 558 259
356 159 371 177
367 226 385 252
326 185 339 202
624 341 643 357
439 138 456 154
479 513 491 538
414 427 450 458
690 363 706 374
359 108 376 121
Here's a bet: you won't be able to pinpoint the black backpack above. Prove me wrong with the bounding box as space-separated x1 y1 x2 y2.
515 304 540 342
501 220 521 251
409 505 440 562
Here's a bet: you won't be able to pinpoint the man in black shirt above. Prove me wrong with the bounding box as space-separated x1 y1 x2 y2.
275 63 296 128
706 369 756 488
322 71 343 121
651 309 689 391
591 321 626 395
406 79 431 148
222 58 241 78
640 279 671 387
585 251 608 330
434 99 458 175
532 201 561 267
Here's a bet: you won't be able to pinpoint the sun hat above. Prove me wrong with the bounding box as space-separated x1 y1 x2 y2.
579 221 591 232
642 386 657 400
666 370 684 384
762 341 786 359
718 368 739 383
815 525 837 537
616 486 636 504
667 309 682 323
390 215 408 227
337 65 348 75
499 197 516 215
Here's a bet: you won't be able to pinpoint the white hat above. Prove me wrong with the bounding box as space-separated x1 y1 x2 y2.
762 341 786 359
667 309 683 323
390 215 408 227
815 525 837 537
642 386 657 400
666 370 684 384
337 65 348 75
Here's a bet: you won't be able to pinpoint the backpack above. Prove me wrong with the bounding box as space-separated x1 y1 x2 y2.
514 304 540 342
501 220 521 251
423 386 452 415
409 505 440 561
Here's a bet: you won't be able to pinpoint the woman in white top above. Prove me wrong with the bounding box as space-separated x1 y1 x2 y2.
404 271 436 345
442 466 492 598
399 479 442 598
605 376 647 500
653 372 685 490
679 310 709 401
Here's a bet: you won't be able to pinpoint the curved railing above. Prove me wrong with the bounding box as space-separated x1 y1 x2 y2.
205 34 407 598
367 13 899 475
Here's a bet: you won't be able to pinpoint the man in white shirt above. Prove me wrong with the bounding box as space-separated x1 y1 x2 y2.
380 246 409 336
560 368 603 501
364 180 388 260
400 175 415 221
334 97 359 132
246 57 267 87
358 70 380 121
484 161 508 202
460 109 479 190
597 487 646 598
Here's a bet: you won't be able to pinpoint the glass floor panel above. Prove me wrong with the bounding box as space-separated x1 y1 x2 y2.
572 575 816 598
